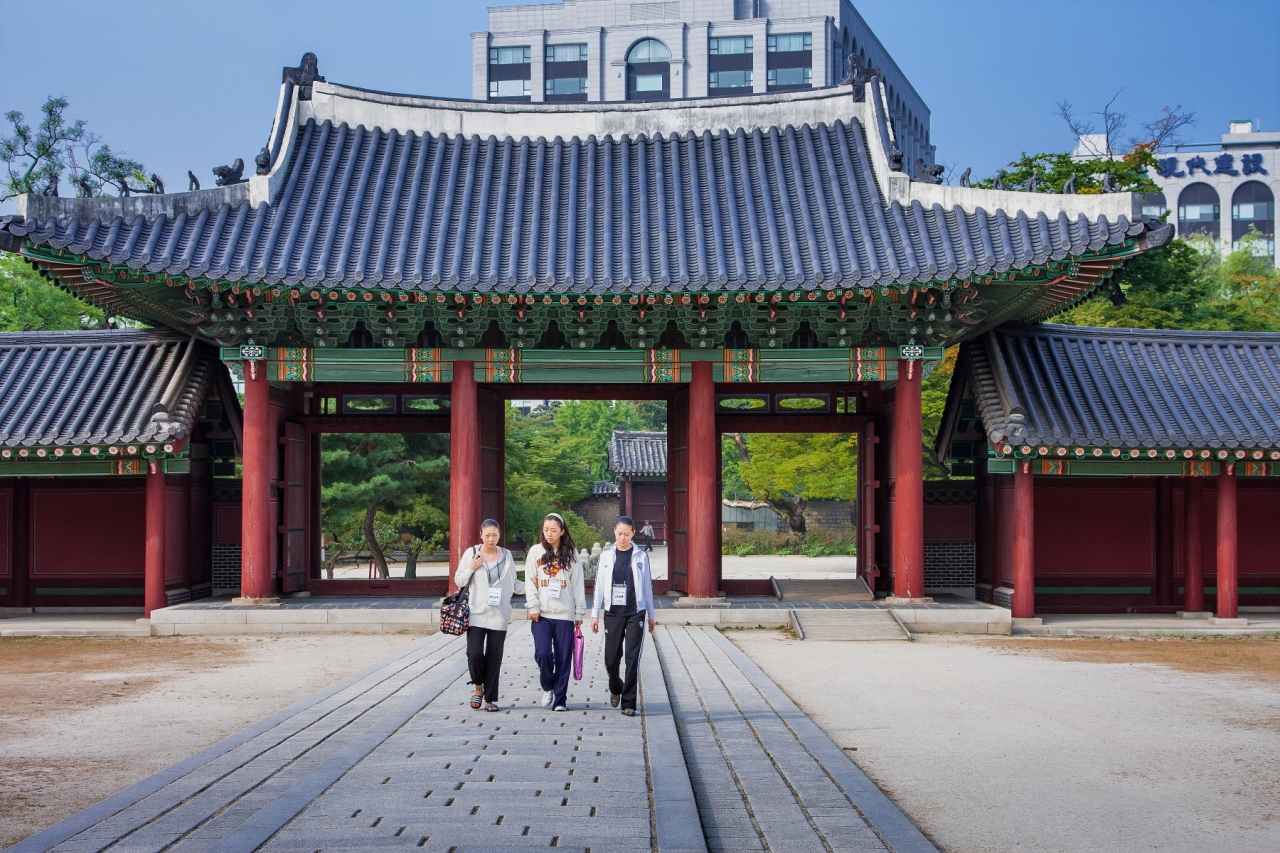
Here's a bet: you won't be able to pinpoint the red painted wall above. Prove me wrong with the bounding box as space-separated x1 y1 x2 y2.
31 487 146 577
214 504 243 544
0 488 11 583
1034 483 1155 578
923 505 973 542
165 478 188 585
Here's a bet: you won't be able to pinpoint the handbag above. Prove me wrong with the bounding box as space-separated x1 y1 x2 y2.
439 586 470 636
572 625 585 681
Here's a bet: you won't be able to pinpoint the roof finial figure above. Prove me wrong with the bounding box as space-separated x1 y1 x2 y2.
959 167 972 188
213 158 246 187
888 143 903 172
1027 172 1039 193
75 174 95 198
1063 173 1077 194
255 146 272 175
41 174 59 197
1102 172 1119 193
188 170 200 192
282 52 325 100
914 159 944 184
993 170 1007 190
150 173 165 195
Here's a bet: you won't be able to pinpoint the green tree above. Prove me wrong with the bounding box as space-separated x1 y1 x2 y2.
974 148 1158 196
0 253 104 331
921 348 958 480
734 432 858 532
505 406 600 548
1 96 152 199
553 399 650 479
320 433 449 578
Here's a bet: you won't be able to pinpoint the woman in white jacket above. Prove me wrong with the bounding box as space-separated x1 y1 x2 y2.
524 513 586 711
454 519 524 712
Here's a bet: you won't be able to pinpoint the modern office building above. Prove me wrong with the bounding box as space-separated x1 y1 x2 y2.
1144 120 1277 262
473 0 933 169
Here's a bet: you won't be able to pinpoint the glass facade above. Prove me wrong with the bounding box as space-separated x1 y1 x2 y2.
1178 183 1221 240
766 33 812 92
1232 181 1276 255
489 45 532 102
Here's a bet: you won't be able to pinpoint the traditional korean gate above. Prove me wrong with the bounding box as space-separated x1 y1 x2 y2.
858 420 880 591
667 387 690 592
280 422 309 594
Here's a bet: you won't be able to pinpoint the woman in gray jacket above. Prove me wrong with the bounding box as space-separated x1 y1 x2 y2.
454 519 524 712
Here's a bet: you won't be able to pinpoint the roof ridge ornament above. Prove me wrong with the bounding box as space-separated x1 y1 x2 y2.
839 53 879 102
913 159 943 184
282 52 325 101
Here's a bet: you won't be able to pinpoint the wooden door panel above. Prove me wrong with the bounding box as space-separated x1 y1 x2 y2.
281 422 309 593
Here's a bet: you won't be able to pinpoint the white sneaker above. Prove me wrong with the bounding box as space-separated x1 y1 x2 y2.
553 704 568 712
541 690 554 707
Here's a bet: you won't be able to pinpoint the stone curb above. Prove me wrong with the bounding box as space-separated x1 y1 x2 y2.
5 634 453 853
704 628 940 853
641 628 710 853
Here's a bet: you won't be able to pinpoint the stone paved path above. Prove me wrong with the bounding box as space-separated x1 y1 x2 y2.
8 625 934 853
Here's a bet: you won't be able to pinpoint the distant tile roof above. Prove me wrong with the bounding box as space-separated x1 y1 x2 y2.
592 480 621 497
2 83 1167 297
946 323 1280 455
0 329 222 450
608 430 667 477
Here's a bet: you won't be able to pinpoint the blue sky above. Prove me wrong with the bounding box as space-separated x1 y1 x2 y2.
1 0 1276 209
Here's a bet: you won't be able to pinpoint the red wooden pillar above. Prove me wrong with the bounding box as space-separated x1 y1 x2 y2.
891 359 925 599
145 460 168 617
623 477 634 519
1216 464 1238 619
1011 460 1036 619
240 359 275 601
1184 477 1204 613
687 360 719 599
449 362 481 593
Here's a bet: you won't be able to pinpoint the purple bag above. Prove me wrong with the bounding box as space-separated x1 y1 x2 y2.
573 626 585 681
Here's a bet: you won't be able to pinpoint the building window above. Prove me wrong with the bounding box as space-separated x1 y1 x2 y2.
766 32 812 91
489 79 531 99
546 77 588 97
709 36 752 55
490 46 531 65
1232 180 1275 256
546 44 588 63
768 33 811 52
489 44 531 101
709 70 752 90
1140 192 1167 218
626 38 670 101
545 43 589 102
1177 183 1220 241
767 67 812 87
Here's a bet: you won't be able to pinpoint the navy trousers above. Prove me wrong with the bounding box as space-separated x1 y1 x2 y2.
531 616 576 707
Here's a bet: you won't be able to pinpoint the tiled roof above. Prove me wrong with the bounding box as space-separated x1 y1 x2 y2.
592 480 620 497
949 323 1280 454
3 82 1167 296
0 329 221 449
608 430 667 477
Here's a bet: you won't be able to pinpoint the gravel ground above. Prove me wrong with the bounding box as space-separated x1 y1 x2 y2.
0 634 424 848
730 632 1280 853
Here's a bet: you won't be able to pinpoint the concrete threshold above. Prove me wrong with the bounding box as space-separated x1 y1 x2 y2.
1013 613 1280 638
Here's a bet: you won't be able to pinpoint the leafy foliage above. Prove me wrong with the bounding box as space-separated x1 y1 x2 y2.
505 406 601 548
1 96 150 200
0 253 104 331
973 148 1159 195
721 527 857 557
1054 234 1280 332
551 399 665 479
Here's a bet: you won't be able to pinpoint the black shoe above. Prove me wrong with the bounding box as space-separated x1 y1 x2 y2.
610 693 620 708
621 708 637 717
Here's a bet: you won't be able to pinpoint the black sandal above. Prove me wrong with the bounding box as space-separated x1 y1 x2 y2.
470 694 483 710
485 702 500 712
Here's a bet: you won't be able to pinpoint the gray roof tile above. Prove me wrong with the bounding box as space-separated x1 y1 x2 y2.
609 430 667 477
0 329 220 449
953 323 1280 453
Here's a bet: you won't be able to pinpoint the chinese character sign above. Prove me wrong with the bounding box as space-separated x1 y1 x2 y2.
1242 154 1268 176
1213 154 1239 176
1156 157 1184 178
1154 154 1268 180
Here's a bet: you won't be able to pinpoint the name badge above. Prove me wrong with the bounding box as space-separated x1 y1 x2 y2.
549 581 562 599
612 584 628 607
487 586 502 607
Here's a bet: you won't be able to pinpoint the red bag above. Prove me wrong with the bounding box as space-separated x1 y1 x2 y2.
572 626 585 681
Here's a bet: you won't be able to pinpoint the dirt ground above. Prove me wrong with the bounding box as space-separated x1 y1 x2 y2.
0 634 424 848
732 633 1280 853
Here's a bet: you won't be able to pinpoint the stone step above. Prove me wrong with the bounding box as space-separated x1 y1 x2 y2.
791 609 910 641
771 577 874 602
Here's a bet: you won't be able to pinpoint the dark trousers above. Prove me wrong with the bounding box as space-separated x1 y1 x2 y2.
641 533 652 551
466 626 508 703
531 616 575 707
604 612 645 710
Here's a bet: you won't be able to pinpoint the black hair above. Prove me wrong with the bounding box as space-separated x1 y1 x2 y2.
480 518 501 531
616 516 636 531
538 513 578 568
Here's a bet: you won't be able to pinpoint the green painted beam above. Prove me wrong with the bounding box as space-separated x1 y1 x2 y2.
0 460 147 477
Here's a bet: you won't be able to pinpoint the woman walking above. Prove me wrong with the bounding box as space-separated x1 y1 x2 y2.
525 513 586 711
454 519 524 712
591 516 655 716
